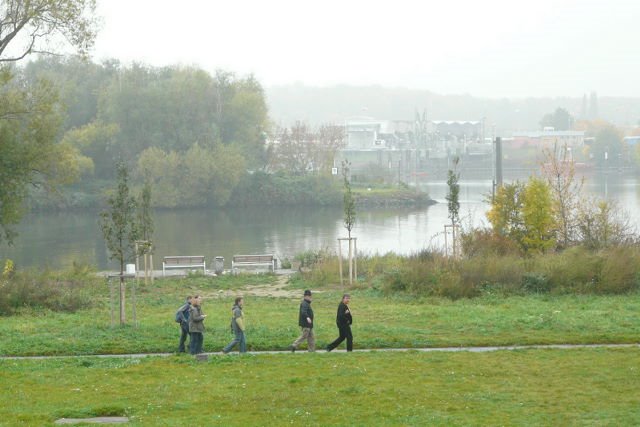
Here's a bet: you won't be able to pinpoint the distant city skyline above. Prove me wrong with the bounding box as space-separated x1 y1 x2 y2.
93 0 640 98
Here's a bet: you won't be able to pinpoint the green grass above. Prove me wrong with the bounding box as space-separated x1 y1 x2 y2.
0 273 639 356
1 349 639 425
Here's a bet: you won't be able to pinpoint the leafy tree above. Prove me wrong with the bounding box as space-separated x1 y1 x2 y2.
0 0 97 62
0 0 98 243
446 157 460 226
342 161 356 239
0 68 87 243
521 177 555 253
61 120 120 179
136 143 245 208
100 162 139 324
591 125 624 167
539 108 574 131
486 182 525 244
100 162 140 275
137 180 153 244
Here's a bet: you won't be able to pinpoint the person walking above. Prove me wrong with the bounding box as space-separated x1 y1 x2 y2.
326 294 353 352
188 295 206 355
223 297 247 354
289 289 315 352
176 295 193 353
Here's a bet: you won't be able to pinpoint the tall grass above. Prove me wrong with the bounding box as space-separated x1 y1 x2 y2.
295 245 640 299
0 263 97 315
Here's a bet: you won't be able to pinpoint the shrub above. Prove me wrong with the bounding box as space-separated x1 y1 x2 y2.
521 272 551 293
0 267 96 316
461 228 522 258
596 246 640 294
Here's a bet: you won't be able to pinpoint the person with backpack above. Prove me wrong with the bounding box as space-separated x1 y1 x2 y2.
223 297 246 354
189 295 207 355
175 296 192 353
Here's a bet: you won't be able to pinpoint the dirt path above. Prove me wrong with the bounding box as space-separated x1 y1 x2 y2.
203 275 317 299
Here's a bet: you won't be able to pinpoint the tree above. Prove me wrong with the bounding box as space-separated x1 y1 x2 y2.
540 144 583 248
0 0 97 62
446 157 460 226
342 161 356 240
0 0 98 243
539 108 574 131
0 68 87 243
100 162 140 324
341 160 356 285
576 198 636 249
591 125 624 167
487 182 525 244
521 177 555 253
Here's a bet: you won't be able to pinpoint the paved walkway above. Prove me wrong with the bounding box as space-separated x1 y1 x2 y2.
2 343 638 360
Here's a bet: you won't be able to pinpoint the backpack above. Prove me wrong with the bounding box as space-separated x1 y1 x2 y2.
175 309 182 323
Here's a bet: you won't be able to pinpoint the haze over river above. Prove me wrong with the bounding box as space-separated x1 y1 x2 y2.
2 172 639 270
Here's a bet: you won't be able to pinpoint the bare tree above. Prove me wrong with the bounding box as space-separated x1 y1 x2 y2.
540 143 582 248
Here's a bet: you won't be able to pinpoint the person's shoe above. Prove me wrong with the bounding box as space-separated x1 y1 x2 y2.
289 345 296 353
326 346 332 352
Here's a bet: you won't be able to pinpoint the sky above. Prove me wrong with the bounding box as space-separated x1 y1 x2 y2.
92 0 640 98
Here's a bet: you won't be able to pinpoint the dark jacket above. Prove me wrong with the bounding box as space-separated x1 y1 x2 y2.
298 298 314 328
336 302 352 328
176 302 191 325
189 304 206 333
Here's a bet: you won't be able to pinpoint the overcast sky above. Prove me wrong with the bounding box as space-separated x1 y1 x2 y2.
93 0 640 98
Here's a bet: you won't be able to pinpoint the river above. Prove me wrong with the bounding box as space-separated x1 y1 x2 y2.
1 172 639 270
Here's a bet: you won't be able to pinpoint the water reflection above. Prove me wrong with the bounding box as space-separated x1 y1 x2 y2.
1 173 639 269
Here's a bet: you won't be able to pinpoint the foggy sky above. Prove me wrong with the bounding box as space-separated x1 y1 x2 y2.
93 0 640 98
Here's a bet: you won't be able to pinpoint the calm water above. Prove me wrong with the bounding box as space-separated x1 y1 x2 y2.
2 172 639 270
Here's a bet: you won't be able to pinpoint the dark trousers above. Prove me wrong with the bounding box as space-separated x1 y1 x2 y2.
190 332 204 354
327 325 353 351
178 323 190 352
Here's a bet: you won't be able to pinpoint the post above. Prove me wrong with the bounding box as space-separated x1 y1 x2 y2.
353 238 358 283
337 239 343 287
132 276 137 327
150 253 154 285
109 277 115 327
495 137 503 188
119 276 126 325
348 238 353 285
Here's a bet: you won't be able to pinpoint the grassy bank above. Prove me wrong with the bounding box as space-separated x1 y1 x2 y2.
0 272 639 357
1 349 639 425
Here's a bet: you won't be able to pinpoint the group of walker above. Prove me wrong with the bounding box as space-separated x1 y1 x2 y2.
175 290 353 355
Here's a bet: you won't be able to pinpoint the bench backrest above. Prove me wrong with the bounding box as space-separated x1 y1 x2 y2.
233 254 274 263
164 256 205 266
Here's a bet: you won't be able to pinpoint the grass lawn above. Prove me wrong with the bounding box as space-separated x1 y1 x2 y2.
1 349 639 425
1 273 639 356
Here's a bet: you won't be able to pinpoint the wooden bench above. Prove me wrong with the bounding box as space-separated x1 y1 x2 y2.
162 256 206 276
232 254 276 274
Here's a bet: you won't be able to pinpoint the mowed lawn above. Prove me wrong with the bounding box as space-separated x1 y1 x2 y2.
1 274 640 356
1 349 639 426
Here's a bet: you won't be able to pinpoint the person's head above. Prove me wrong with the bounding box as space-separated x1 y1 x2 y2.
342 294 351 305
235 297 244 307
193 295 201 305
303 289 312 300
186 295 193 304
